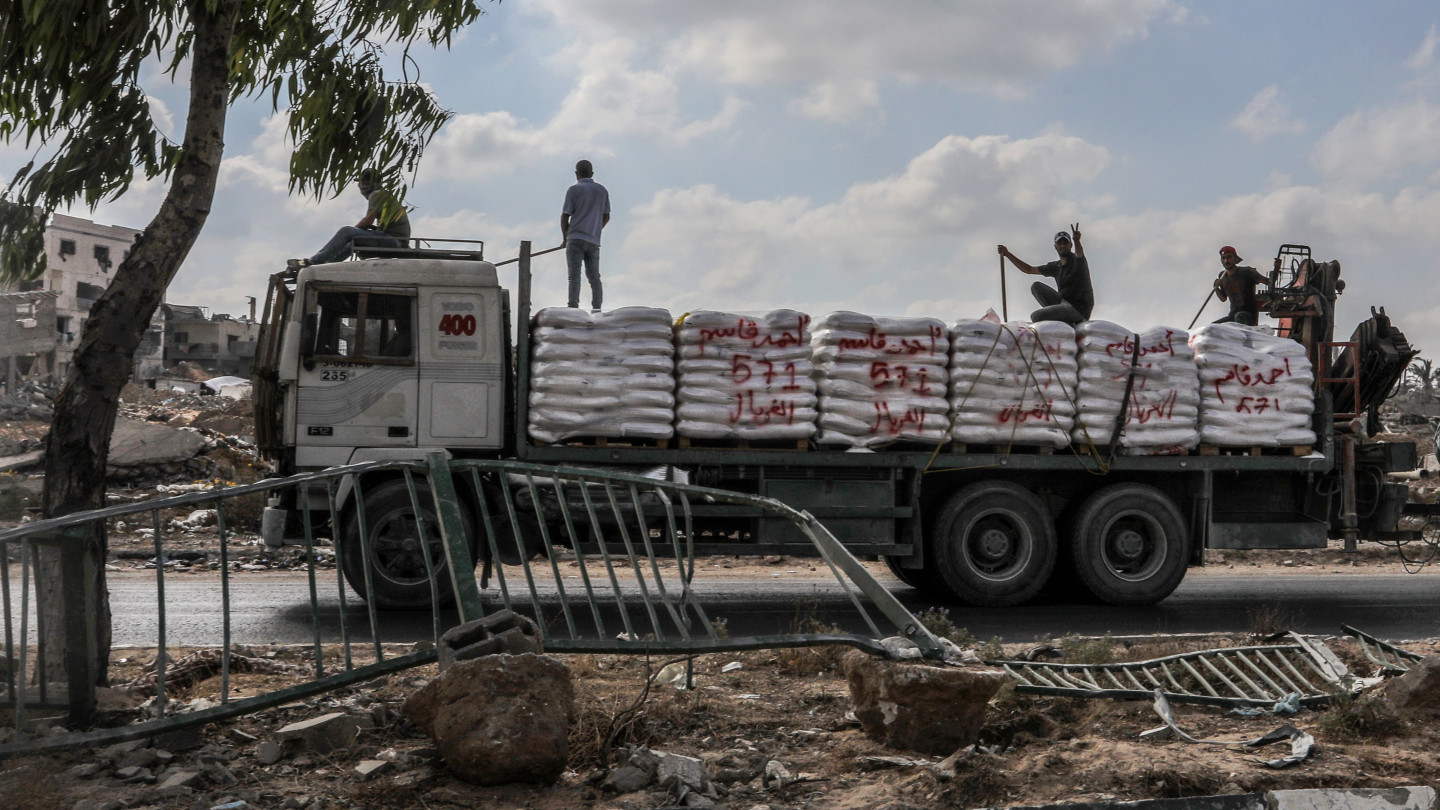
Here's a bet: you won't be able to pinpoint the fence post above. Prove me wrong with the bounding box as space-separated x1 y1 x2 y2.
58 528 97 727
425 453 485 623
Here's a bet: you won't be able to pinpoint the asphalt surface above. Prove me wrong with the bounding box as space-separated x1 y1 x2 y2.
80 568 1440 648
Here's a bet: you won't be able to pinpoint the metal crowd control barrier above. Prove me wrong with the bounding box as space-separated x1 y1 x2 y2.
0 455 941 756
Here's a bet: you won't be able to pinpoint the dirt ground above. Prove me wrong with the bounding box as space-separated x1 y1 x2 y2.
5 401 1440 807
3 633 1439 810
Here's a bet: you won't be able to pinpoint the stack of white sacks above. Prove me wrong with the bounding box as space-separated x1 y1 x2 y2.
527 307 677 444
674 310 818 441
1190 323 1316 447
1072 322 1201 453
949 317 1078 448
812 312 951 448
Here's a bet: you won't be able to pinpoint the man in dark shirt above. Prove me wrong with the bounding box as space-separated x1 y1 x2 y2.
997 223 1094 325
1212 245 1268 326
288 168 412 269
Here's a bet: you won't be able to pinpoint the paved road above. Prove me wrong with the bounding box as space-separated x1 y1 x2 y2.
85 569 1440 648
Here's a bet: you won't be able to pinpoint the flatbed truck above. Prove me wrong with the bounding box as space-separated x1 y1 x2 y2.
252 240 1423 609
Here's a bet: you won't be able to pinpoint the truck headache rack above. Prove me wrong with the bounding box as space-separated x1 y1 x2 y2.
0 456 941 756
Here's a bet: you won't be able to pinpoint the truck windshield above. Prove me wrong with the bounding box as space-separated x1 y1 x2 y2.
311 288 415 361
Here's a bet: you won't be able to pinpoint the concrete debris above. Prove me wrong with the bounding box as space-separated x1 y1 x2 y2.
276 712 363 754
1379 655 1440 712
843 649 1008 756
436 609 542 670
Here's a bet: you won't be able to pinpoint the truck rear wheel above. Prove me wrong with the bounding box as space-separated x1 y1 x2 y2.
341 479 472 610
931 481 1056 606
1069 484 1188 606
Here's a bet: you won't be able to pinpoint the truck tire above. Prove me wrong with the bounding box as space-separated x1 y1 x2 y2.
931 481 1056 606
1069 484 1189 606
341 479 472 610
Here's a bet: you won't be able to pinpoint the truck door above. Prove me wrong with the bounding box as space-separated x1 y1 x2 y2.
296 285 419 457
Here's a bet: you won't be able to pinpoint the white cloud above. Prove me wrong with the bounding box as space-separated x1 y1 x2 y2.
533 0 1182 107
1312 100 1440 184
1229 85 1306 142
617 132 1110 314
1407 24 1439 70
426 41 747 181
788 80 881 124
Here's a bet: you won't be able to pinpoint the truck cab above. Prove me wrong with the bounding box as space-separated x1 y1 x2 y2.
258 256 508 472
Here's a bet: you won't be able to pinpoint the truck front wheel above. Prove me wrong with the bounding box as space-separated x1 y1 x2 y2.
931 481 1056 606
1069 484 1188 606
341 479 472 609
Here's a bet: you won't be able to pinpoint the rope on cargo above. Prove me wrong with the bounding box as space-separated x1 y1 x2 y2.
922 322 1114 477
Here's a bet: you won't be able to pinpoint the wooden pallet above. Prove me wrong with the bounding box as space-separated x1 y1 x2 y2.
676 436 810 451
1197 444 1313 457
951 442 1057 455
541 436 671 449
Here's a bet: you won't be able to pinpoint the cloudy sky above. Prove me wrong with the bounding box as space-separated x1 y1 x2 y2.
21 1 1440 355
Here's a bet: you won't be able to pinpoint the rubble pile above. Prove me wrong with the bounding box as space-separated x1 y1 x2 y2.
1192 322 1317 447
1073 322 1201 454
949 318 1078 447
675 309 818 441
528 307 677 444
813 312 951 448
0 379 56 422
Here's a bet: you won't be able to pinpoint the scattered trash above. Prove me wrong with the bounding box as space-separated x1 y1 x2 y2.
721 662 744 673
1148 689 1316 769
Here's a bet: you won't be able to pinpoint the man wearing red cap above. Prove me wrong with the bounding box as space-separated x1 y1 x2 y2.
1212 246 1268 326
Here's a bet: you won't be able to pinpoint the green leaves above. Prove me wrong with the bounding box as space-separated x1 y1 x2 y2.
0 0 488 284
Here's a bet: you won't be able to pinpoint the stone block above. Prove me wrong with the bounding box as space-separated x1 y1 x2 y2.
656 751 708 791
157 769 204 790
276 712 362 754
843 651 1008 756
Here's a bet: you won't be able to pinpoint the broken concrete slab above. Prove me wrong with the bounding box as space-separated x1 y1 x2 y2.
0 449 43 473
108 416 207 467
1269 787 1438 810
354 760 393 780
275 712 363 754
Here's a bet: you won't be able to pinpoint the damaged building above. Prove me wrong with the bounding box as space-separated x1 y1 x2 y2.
162 301 260 377
0 213 164 384
0 289 59 395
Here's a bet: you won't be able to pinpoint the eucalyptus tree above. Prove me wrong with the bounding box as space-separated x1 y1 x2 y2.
0 0 486 693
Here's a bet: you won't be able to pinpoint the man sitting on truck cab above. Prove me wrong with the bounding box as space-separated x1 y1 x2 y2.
1212 245 1268 326
287 168 412 270
997 224 1094 325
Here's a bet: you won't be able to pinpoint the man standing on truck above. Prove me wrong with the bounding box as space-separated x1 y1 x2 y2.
287 168 411 269
560 159 611 311
1211 245 1268 326
997 224 1093 325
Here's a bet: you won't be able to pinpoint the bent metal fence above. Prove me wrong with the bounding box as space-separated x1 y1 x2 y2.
0 453 941 756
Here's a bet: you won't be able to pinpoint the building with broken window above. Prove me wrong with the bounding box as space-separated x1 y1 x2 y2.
162 303 260 377
0 214 165 383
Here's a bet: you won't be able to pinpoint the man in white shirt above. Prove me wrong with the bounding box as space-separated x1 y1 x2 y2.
560 159 611 311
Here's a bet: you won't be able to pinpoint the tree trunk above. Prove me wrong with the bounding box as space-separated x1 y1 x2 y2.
37 0 240 696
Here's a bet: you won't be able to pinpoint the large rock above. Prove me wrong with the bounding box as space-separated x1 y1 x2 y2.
1380 656 1440 712
403 653 574 785
843 650 1007 756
